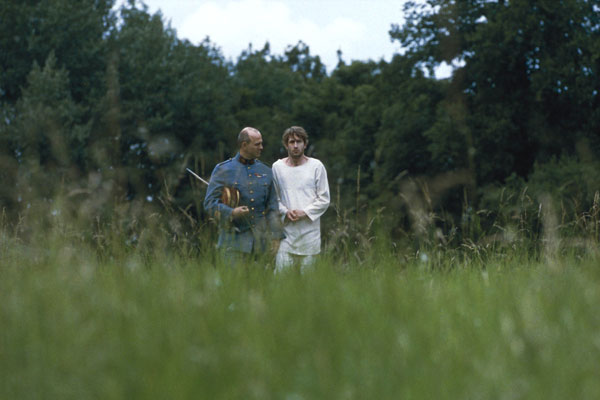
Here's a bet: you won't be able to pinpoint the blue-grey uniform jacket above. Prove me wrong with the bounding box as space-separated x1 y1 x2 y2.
203 153 282 253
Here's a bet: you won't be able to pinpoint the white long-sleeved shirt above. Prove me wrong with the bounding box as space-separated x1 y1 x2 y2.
272 157 330 255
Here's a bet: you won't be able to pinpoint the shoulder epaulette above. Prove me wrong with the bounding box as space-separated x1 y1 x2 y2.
215 158 233 168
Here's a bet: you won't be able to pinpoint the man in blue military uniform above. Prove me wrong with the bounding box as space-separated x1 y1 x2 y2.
204 127 281 264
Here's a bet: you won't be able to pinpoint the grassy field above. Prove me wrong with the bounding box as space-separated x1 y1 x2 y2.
2 227 599 399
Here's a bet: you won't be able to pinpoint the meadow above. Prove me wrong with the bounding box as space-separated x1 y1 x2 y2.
3 2 599 397
1 193 600 399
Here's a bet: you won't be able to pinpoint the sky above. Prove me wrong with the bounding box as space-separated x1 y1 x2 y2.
115 0 412 73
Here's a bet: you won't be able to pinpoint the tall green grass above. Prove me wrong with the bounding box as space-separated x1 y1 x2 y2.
2 183 600 399
2 223 600 399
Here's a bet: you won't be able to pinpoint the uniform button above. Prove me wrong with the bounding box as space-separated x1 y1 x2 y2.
247 166 250 169
248 174 251 177
249 190 253 194
251 207 255 211
249 182 252 185
250 198 254 202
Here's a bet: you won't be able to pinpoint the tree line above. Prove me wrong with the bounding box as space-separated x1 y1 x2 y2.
1 0 599 238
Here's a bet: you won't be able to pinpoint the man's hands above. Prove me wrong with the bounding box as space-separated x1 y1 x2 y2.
234 206 306 224
231 206 249 219
285 209 307 222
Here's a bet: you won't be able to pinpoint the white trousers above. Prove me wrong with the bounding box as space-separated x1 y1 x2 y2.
275 250 317 273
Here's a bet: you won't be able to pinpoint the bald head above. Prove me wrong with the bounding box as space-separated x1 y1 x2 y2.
238 127 261 147
238 127 263 160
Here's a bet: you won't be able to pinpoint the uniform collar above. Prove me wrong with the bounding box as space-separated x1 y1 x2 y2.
236 153 255 165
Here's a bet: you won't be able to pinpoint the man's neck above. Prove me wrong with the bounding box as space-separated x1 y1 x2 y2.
286 155 308 166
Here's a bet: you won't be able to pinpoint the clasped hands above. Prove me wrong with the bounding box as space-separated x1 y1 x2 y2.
285 209 307 222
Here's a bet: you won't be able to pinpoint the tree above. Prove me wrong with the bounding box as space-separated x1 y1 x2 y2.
390 0 600 184
283 41 327 82
97 3 234 202
374 55 445 186
2 53 90 208
0 0 116 105
322 61 383 191
232 43 306 161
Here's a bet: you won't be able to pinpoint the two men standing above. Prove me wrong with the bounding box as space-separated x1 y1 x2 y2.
203 126 329 270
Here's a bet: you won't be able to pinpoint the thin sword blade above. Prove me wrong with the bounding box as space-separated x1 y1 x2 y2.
186 168 210 186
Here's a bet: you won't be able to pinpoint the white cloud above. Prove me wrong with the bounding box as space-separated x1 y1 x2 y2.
115 0 406 71
179 0 380 70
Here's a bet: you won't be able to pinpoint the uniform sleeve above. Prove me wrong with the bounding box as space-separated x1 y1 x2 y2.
203 165 234 225
304 161 330 222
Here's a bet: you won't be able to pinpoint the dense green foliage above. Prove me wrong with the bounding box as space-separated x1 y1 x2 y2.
1 0 599 239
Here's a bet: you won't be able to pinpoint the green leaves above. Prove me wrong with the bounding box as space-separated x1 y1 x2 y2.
391 0 600 185
2 0 599 233
13 53 89 167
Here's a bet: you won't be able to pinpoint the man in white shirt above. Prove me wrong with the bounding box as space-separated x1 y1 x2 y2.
272 126 330 272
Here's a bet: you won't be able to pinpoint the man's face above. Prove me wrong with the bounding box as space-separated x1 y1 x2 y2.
285 134 306 159
242 131 263 159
